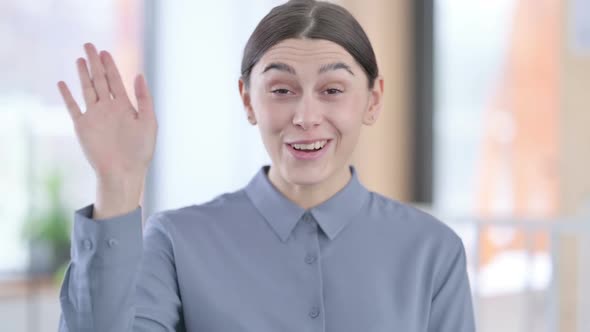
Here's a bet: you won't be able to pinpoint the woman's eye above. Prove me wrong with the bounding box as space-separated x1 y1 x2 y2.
324 88 343 95
271 88 291 95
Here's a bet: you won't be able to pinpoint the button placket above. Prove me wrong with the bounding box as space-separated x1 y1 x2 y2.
301 211 324 325
302 213 318 265
302 212 318 235
307 222 318 234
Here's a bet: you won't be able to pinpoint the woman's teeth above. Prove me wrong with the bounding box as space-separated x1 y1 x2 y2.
290 140 328 151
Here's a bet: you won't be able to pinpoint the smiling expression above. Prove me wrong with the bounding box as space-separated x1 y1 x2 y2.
240 38 383 188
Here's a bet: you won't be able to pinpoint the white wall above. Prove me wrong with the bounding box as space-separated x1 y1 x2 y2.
151 1 285 212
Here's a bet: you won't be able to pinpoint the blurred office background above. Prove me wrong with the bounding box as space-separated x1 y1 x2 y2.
0 0 589 331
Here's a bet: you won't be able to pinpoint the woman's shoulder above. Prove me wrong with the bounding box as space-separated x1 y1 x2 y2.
366 191 463 248
147 188 250 229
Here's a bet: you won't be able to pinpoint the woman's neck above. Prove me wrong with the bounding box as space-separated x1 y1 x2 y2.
267 164 352 210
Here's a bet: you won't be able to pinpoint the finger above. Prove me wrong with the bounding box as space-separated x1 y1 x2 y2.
83 43 110 101
76 58 97 106
57 81 83 120
134 74 154 117
100 50 130 102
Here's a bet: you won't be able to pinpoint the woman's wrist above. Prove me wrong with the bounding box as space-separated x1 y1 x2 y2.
93 174 145 220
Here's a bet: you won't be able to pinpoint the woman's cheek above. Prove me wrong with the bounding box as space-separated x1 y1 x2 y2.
267 103 295 128
257 112 289 142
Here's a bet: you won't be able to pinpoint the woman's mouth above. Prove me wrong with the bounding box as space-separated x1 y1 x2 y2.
285 139 331 161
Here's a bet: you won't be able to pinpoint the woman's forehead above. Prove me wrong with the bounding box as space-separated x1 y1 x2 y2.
255 38 357 72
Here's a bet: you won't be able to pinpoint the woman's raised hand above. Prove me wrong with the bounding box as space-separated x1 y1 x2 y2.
58 43 158 219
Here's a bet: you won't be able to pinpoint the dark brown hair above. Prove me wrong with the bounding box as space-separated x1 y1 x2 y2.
240 0 379 90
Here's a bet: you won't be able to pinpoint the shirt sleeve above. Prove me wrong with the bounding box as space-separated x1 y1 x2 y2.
58 204 183 332
427 239 476 332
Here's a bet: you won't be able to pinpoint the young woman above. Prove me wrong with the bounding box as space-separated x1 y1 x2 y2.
57 0 475 331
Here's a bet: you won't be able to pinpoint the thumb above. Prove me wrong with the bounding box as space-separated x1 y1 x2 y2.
134 74 153 116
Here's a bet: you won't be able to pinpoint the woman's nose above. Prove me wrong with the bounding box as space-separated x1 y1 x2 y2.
292 95 323 130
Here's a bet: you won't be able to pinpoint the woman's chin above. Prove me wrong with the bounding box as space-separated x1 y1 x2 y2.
280 162 330 187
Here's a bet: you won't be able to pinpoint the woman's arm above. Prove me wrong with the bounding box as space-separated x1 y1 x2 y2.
427 240 476 332
55 42 171 331
58 205 183 331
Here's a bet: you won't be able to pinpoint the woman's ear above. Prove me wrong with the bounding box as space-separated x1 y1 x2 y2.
362 76 384 126
239 79 257 125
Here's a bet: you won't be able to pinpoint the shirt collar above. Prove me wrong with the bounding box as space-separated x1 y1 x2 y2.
245 165 370 242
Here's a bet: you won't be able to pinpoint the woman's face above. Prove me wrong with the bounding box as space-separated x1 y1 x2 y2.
240 38 383 187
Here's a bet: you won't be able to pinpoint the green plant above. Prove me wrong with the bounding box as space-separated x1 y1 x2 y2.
22 168 71 278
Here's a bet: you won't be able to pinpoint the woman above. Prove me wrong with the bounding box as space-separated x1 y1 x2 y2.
57 0 475 331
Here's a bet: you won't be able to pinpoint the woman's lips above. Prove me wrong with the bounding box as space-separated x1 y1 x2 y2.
285 139 332 161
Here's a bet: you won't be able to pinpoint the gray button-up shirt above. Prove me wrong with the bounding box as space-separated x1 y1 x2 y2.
59 165 476 331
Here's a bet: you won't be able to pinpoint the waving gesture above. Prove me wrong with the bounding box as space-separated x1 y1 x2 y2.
57 43 158 218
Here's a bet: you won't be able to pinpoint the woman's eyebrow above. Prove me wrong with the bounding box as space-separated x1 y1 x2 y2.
261 61 355 76
262 62 296 75
318 62 354 76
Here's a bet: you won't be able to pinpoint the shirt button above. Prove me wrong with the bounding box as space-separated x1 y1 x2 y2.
82 239 93 250
309 306 320 319
106 238 118 248
305 253 317 264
